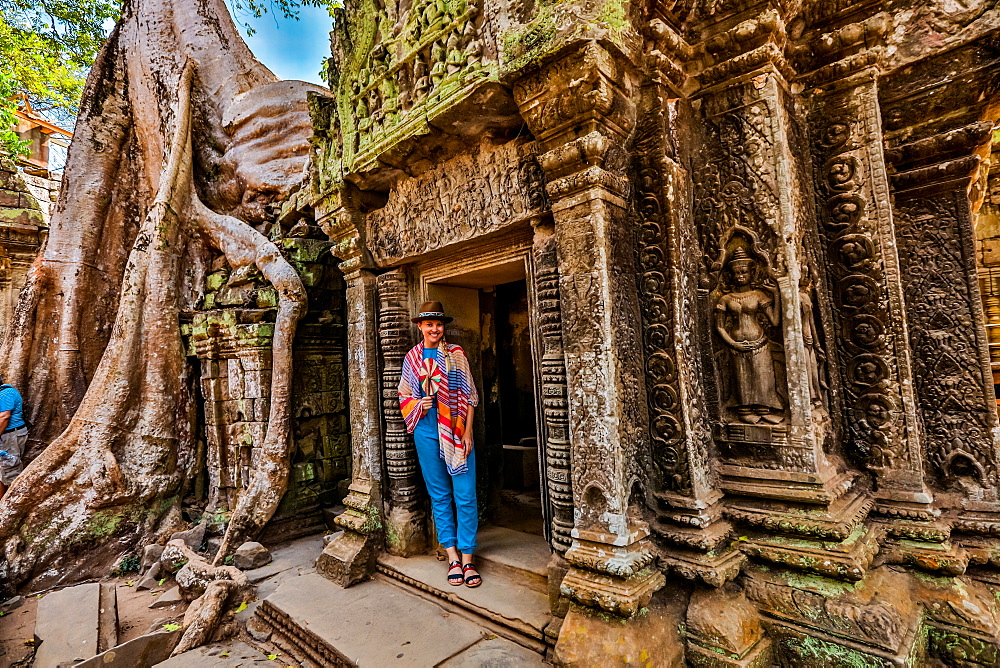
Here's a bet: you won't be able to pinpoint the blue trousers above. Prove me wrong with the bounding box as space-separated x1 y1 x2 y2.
413 432 478 554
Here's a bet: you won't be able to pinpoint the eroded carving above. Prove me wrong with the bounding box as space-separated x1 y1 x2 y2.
366 139 547 264
712 244 786 426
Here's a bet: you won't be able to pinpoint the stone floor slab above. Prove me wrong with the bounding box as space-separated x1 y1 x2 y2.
244 533 325 584
33 582 101 667
476 525 551 588
261 572 486 666
439 635 549 667
75 629 180 667
154 640 270 666
378 552 551 638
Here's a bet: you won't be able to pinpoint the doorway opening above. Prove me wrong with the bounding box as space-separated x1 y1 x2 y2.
491 279 544 536
425 260 545 540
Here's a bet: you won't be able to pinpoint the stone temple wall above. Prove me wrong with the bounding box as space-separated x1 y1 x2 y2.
0 159 47 343
303 0 1000 665
183 230 352 544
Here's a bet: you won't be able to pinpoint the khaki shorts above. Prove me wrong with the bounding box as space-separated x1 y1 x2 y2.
0 427 27 485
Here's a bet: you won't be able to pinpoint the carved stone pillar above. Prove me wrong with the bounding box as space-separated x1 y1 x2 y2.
315 193 384 587
692 54 873 577
530 221 573 554
377 269 427 557
806 67 934 520
513 42 664 628
886 122 1000 533
636 49 740 589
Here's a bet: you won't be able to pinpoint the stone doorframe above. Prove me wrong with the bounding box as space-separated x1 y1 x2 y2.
380 225 573 557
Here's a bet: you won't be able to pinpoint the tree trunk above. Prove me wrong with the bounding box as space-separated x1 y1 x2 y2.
0 0 321 594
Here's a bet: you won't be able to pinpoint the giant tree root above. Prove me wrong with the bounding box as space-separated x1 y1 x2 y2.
0 6 317 654
160 539 251 655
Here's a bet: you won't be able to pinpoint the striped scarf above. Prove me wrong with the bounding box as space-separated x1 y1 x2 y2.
398 342 479 475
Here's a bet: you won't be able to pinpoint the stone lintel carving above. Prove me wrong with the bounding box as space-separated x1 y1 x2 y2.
805 67 934 514
377 269 427 557
365 138 548 265
514 42 661 611
530 222 573 553
327 0 513 180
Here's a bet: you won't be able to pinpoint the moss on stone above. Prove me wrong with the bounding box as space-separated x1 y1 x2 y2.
784 571 859 598
783 634 888 668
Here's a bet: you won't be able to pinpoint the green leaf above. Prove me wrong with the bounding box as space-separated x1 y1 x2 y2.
221 652 230 657
234 601 248 613
267 654 278 660
158 577 167 586
162 623 182 632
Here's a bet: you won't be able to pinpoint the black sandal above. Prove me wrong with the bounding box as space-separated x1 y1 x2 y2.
447 560 464 586
462 563 481 588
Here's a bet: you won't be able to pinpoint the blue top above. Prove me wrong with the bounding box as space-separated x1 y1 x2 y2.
413 347 439 443
0 385 25 430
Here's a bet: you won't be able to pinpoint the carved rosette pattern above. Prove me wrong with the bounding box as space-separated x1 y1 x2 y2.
532 232 573 552
634 96 690 497
894 193 998 485
377 270 423 509
810 108 907 471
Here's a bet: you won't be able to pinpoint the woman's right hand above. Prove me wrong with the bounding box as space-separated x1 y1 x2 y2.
419 396 434 415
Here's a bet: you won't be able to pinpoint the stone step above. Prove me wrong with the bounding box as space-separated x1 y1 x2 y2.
474 525 551 595
34 582 113 667
377 552 552 647
255 571 547 667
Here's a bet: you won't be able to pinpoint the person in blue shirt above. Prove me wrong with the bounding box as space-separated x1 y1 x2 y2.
0 377 27 498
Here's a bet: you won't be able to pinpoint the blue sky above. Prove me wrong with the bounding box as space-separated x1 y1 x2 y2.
236 4 334 86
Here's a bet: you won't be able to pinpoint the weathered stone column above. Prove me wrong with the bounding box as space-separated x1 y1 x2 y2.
315 191 385 587
690 12 874 579
514 44 665 649
877 40 1000 660
805 64 935 519
878 34 1000 551
887 123 1000 526
637 22 740 589
377 269 427 557
530 221 573 555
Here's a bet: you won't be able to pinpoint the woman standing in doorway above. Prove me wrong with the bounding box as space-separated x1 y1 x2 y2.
398 301 482 587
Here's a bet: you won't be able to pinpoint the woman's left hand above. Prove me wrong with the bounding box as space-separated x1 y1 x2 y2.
461 431 473 456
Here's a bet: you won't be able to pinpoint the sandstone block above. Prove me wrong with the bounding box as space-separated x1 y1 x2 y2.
234 542 272 570
149 586 184 609
0 207 44 227
137 562 162 590
34 582 101 666
142 544 165 571
169 522 206 550
72 629 180 668
0 595 23 611
0 188 20 207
